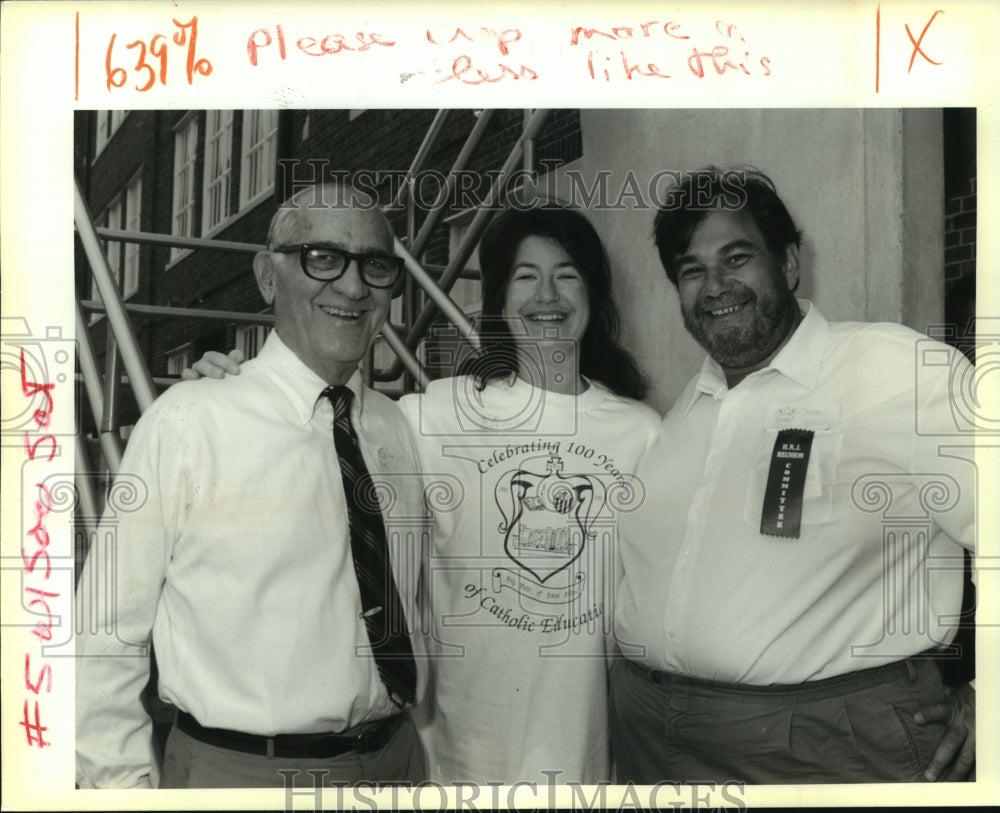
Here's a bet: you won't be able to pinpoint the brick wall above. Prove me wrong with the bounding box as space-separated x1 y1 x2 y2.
942 108 975 305
944 174 976 290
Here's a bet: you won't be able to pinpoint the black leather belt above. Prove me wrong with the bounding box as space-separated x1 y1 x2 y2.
175 710 402 759
631 650 929 698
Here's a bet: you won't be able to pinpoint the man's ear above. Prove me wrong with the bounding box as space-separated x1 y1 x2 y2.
782 244 800 293
253 252 276 305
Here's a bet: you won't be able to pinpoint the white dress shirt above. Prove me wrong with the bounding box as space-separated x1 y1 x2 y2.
75 333 427 789
616 302 976 685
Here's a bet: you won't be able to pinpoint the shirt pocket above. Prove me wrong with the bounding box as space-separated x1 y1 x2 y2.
742 427 844 529
369 465 428 520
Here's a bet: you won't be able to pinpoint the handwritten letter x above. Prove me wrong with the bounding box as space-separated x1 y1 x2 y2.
906 10 944 73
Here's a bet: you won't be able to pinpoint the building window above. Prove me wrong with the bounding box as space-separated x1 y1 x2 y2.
88 173 142 323
89 197 120 319
95 110 128 156
240 110 278 208
122 174 142 299
103 197 124 283
235 324 271 360
166 347 192 377
171 116 199 258
202 110 234 233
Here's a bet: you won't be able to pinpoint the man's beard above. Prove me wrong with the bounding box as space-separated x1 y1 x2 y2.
683 287 799 371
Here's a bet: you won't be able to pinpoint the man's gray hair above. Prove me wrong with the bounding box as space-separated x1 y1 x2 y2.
265 182 391 249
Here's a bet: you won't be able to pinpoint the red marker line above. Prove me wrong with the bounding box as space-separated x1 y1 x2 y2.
875 4 881 94
75 11 80 101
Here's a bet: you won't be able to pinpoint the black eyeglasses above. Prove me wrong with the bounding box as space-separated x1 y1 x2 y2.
272 244 404 289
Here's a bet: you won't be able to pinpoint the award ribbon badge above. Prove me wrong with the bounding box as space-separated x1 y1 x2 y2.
760 428 815 538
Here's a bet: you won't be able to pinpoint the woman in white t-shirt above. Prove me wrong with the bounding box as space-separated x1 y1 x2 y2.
396 205 660 784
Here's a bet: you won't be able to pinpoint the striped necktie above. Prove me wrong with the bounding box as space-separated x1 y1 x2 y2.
323 385 417 708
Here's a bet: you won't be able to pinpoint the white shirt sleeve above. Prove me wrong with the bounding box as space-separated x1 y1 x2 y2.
910 344 977 549
75 404 186 789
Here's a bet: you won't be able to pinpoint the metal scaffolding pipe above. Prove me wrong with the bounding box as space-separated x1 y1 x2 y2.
74 435 101 521
75 299 108 436
97 418 124 474
393 237 479 349
75 299 123 473
74 179 157 411
523 108 536 177
377 109 551 381
390 109 450 213
380 325 430 390
373 109 497 384
100 328 124 467
409 109 496 258
411 108 551 335
93 227 263 254
82 300 276 325
420 263 481 281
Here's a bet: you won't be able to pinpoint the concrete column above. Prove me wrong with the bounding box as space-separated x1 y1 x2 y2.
863 108 944 332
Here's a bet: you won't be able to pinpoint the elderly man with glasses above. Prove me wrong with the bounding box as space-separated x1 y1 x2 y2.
75 183 428 788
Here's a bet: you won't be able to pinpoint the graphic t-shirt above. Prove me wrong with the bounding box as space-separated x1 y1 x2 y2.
398 375 660 784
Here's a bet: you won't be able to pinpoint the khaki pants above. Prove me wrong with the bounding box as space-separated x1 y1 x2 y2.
159 714 426 788
609 655 954 784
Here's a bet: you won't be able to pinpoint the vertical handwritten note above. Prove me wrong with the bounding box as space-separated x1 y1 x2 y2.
19 347 59 751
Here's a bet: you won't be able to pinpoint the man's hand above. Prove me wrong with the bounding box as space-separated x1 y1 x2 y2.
914 681 975 781
180 349 245 381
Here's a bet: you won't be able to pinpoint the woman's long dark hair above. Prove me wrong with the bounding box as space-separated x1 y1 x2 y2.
460 204 648 401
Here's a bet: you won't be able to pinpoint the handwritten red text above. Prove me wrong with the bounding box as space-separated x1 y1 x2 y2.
247 25 395 66
19 347 59 748
426 26 522 55
427 26 536 84
438 55 537 85
573 17 771 82
570 20 690 45
875 6 947 93
106 16 212 91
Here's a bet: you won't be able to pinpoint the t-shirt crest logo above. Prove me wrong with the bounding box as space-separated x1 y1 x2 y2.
495 454 607 584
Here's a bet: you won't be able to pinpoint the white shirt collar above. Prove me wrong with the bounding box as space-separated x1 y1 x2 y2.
681 300 830 414
255 332 364 425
